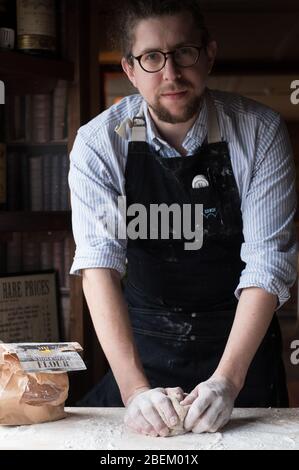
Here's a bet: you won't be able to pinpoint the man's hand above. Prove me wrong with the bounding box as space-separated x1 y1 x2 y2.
124 387 185 437
180 376 239 433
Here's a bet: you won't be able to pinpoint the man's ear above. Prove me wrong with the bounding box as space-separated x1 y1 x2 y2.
121 57 137 88
206 40 217 74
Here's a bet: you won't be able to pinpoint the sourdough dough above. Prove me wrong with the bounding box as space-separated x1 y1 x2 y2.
167 390 190 436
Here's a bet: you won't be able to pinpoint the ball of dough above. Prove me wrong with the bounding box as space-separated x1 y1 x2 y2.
167 390 190 436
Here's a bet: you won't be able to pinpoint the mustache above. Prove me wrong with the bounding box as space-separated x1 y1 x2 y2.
159 81 192 94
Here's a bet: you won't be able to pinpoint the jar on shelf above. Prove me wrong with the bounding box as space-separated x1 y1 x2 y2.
16 0 57 57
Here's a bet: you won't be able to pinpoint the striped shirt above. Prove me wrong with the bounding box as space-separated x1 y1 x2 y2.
69 89 298 308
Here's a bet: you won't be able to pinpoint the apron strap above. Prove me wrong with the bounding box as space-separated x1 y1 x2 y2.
205 90 222 144
114 104 146 141
131 103 146 142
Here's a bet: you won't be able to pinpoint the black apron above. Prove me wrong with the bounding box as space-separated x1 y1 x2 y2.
78 91 288 408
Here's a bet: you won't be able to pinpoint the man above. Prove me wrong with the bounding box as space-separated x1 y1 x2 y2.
69 0 297 436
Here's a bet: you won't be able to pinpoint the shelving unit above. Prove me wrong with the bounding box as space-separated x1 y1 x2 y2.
0 0 103 403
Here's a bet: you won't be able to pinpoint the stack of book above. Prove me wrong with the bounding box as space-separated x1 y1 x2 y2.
5 80 69 211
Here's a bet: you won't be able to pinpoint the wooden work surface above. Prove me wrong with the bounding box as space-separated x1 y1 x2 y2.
0 408 299 450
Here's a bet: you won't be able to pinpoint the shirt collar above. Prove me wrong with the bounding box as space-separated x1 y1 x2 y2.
141 96 208 154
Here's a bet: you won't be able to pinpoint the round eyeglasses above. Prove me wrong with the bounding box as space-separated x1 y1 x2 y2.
130 45 203 73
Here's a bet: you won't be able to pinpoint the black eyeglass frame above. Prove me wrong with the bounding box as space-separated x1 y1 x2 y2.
129 45 203 73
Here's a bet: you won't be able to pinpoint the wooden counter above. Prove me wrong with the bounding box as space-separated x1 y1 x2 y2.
0 408 299 450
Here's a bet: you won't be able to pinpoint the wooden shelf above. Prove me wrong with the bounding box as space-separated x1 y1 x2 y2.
0 50 74 79
0 50 74 94
7 141 68 147
0 211 72 232
7 142 68 155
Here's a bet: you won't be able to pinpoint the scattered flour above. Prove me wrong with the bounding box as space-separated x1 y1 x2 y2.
0 408 298 450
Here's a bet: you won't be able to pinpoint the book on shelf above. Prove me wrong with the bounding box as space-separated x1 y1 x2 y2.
6 81 68 145
4 79 70 212
32 94 51 143
3 232 73 341
5 233 72 290
6 150 70 211
22 235 40 272
29 154 43 211
6 232 22 273
52 80 68 141
40 241 52 271
43 153 52 211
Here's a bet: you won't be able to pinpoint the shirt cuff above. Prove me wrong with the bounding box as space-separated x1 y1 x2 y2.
235 274 291 310
70 253 126 277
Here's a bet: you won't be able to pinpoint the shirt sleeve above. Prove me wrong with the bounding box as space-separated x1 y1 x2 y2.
235 114 298 309
68 129 127 276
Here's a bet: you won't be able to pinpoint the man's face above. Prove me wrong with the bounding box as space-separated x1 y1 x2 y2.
122 12 217 124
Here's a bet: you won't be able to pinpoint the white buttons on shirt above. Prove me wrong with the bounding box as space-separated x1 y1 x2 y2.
192 175 209 188
191 312 197 318
190 335 196 341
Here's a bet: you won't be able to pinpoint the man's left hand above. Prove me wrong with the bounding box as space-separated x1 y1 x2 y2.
180 375 239 433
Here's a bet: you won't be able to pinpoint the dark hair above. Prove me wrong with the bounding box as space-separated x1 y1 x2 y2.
110 0 210 60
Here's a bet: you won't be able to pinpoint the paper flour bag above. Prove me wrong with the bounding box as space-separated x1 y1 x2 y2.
0 342 86 425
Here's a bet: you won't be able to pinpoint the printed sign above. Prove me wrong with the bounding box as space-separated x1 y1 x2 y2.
0 271 60 342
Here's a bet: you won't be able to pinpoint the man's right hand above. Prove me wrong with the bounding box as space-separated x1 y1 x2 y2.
124 387 184 437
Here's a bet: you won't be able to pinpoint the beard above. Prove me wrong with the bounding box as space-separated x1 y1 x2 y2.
148 85 203 124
